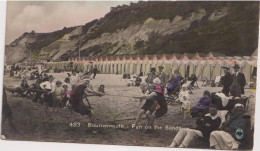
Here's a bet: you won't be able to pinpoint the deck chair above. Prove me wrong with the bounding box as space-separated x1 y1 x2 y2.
187 74 199 89
214 76 222 87
193 80 200 89
212 93 254 111
217 110 229 128
201 76 211 87
165 93 179 105
184 81 193 94
242 95 254 110
223 96 254 111
165 82 182 105
81 93 94 109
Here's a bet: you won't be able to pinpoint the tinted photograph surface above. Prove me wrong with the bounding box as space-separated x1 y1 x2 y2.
1 1 259 150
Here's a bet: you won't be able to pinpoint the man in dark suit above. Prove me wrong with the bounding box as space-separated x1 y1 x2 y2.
229 64 246 97
220 67 233 96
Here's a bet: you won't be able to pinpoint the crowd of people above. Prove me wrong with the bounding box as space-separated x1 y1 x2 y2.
2 63 254 149
4 65 105 116
132 64 253 149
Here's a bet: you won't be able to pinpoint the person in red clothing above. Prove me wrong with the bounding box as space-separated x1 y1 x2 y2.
134 78 167 129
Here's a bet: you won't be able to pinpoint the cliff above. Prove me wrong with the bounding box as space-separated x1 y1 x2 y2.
5 1 259 63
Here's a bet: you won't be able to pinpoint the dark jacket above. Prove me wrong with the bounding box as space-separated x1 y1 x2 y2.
196 114 221 140
93 67 98 74
221 113 252 149
154 93 168 118
221 72 233 96
70 84 92 116
70 84 87 106
232 72 246 94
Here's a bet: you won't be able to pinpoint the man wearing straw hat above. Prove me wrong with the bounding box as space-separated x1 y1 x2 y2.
229 64 246 97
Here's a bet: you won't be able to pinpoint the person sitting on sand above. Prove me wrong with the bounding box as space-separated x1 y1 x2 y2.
135 75 142 86
9 76 29 97
127 75 142 87
168 104 221 148
98 85 105 93
134 78 165 128
248 75 256 89
190 90 212 117
123 73 127 79
127 74 131 79
209 103 252 150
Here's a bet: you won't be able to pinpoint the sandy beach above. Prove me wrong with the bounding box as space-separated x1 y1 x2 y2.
1 73 256 148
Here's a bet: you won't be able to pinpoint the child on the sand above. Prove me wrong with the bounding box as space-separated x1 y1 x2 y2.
62 84 71 108
53 81 63 111
135 75 142 86
177 86 191 118
98 85 105 93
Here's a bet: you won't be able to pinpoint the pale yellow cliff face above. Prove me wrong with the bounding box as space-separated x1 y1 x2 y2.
5 33 38 63
81 10 207 51
76 9 227 58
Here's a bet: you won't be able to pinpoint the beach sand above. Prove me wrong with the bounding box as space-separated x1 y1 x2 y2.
1 73 256 148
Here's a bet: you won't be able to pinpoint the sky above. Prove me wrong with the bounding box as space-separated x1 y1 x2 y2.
5 1 132 45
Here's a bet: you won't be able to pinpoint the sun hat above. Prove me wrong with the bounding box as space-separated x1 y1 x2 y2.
153 77 161 84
